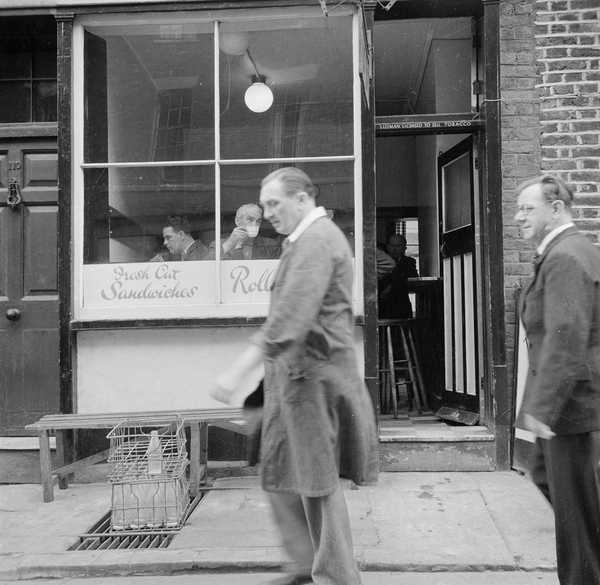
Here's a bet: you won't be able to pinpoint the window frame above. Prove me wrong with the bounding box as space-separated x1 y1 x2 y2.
72 6 364 321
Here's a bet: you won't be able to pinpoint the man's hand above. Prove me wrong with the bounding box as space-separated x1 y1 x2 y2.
222 227 249 254
523 414 556 440
209 371 240 405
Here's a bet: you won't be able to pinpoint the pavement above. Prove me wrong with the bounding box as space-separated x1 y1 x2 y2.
0 471 557 582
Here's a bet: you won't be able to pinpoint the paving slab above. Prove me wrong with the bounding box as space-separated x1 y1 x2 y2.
0 472 556 581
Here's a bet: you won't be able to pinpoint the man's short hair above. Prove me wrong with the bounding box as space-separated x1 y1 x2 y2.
261 167 317 199
165 215 192 234
387 233 407 246
235 203 263 224
516 174 574 208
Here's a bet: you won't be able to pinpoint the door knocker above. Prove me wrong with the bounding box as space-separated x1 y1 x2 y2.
7 178 22 210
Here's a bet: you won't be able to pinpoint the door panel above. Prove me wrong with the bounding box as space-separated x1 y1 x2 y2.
438 136 479 418
24 206 58 294
0 139 59 435
22 150 59 203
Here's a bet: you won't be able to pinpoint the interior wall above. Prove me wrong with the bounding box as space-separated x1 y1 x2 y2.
433 39 472 113
415 135 438 276
375 136 418 208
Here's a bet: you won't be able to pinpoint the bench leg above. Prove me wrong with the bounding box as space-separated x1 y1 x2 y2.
39 430 54 503
55 430 68 490
199 422 208 485
189 422 209 498
190 424 200 498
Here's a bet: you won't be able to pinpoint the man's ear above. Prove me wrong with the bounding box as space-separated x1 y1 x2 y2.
552 200 566 214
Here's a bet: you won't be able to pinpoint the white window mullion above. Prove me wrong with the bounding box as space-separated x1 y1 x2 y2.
352 9 364 317
214 20 222 304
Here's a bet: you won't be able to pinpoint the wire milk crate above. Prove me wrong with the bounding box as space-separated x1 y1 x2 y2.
107 417 189 531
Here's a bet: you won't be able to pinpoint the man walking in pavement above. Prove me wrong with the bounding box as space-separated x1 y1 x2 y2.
211 167 378 585
515 174 600 585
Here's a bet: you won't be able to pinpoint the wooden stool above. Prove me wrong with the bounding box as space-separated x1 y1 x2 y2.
378 319 429 418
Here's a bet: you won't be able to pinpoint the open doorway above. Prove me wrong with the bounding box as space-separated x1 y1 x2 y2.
376 132 481 424
372 7 486 435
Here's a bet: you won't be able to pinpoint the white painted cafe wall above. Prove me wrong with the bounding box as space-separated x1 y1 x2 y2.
75 326 365 413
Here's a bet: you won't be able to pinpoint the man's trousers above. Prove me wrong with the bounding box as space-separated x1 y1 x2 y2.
267 484 362 585
531 432 600 585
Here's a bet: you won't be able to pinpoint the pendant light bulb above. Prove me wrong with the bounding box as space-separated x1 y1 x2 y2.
244 75 274 113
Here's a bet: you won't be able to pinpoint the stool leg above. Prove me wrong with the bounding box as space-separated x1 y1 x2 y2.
400 327 423 413
386 326 398 418
408 328 429 411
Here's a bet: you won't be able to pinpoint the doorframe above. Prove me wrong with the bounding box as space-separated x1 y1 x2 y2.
368 0 506 468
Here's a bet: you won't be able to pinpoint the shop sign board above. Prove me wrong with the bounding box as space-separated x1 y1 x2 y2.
376 115 484 134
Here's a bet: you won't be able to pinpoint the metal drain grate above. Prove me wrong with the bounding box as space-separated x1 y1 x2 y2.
69 493 203 551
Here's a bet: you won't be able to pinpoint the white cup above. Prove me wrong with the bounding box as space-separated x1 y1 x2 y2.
246 225 259 238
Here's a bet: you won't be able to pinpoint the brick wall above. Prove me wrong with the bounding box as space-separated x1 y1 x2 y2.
536 0 600 236
500 0 541 380
500 0 599 388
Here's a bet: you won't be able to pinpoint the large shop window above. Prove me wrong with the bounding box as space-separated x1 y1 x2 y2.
74 9 363 320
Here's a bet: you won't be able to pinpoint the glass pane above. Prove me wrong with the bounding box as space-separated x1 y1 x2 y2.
83 165 215 264
33 80 57 122
0 82 30 123
219 162 354 305
220 16 353 159
443 152 472 231
84 22 214 163
33 35 57 78
375 18 473 116
0 36 31 79
220 161 354 250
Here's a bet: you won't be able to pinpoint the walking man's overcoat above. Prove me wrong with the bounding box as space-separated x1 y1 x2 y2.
252 215 378 496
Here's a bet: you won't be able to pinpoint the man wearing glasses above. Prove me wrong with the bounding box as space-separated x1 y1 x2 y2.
515 174 600 585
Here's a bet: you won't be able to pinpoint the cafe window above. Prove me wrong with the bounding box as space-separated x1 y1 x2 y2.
73 7 364 320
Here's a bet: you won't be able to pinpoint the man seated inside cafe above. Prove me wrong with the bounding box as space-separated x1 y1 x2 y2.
378 233 419 319
150 215 209 262
211 203 281 260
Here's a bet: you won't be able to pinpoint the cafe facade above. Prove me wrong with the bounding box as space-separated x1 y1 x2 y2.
1 0 598 480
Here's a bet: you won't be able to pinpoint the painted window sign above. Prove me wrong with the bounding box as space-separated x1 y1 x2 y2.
82 260 278 311
74 8 363 320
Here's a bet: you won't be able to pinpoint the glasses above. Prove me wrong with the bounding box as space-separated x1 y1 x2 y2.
516 205 537 216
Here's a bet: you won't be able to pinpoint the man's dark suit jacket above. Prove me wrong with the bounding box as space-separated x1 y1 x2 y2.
518 226 600 435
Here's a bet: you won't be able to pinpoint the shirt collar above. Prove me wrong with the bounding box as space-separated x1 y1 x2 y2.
287 206 327 243
182 239 195 256
536 222 574 255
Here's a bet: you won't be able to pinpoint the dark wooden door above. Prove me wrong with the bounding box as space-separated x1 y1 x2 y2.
0 139 59 435
437 136 480 419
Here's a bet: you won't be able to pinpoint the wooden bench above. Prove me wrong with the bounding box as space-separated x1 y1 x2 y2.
25 408 245 503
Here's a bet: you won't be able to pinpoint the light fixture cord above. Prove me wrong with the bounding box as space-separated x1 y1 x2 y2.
245 49 262 79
